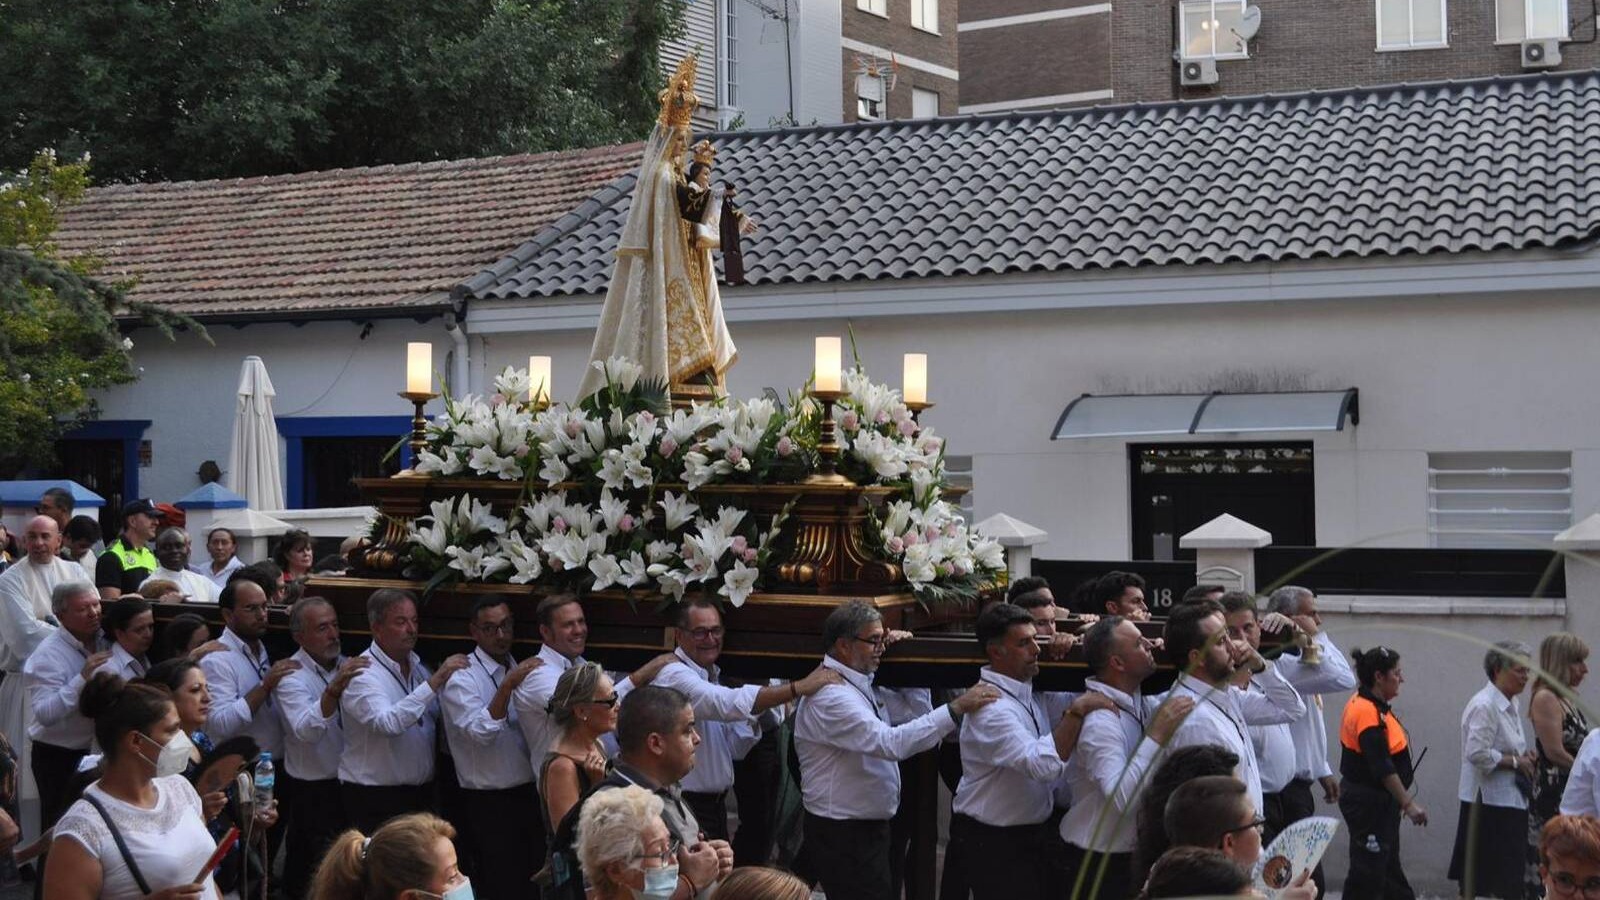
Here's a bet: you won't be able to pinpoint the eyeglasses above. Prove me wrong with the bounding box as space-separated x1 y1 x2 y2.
632 837 682 867
1549 870 1600 898
473 620 515 635
851 635 890 650
585 694 620 708
1224 817 1266 837
687 627 724 641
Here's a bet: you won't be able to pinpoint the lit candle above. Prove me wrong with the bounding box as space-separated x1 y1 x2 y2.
528 355 552 404
903 353 928 405
406 342 432 394
815 337 842 392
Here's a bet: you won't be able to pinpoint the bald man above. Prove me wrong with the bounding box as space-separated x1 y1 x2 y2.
0 516 85 838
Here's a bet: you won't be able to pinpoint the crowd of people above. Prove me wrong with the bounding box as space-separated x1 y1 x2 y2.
0 489 1595 900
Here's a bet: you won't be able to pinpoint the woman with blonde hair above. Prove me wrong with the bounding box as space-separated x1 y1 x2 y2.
538 661 619 899
577 785 676 900
714 867 810 900
308 813 469 900
1528 632 1591 896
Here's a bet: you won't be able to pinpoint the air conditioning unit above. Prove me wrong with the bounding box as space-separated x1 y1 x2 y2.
1521 38 1562 68
1180 58 1219 86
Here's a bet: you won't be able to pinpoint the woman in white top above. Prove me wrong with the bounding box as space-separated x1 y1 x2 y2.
1449 640 1536 900
45 672 220 900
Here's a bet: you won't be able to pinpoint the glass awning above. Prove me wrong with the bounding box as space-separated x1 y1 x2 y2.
1051 389 1358 440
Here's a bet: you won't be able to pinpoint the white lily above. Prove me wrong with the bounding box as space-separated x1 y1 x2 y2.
588 554 623 591
719 561 760 607
618 552 650 587
659 492 700 530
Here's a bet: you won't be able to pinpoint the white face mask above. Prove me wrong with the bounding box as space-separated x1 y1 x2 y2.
135 730 195 778
414 878 474 900
630 863 679 900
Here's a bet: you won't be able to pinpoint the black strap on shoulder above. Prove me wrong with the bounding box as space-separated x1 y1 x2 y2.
83 792 154 896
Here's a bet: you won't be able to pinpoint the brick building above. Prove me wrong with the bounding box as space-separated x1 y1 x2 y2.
842 0 961 120
958 0 1114 112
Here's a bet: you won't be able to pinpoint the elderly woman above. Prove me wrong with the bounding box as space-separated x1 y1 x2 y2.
1450 640 1536 899
538 662 618 900
578 785 677 900
1529 633 1591 896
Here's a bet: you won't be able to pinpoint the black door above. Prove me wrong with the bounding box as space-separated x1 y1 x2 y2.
301 436 402 507
51 439 124 542
1129 443 1315 561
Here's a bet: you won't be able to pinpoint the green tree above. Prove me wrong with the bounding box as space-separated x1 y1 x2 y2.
0 151 200 475
0 0 686 183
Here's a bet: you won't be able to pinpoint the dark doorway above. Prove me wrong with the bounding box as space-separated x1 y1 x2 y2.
1129 443 1315 561
300 436 402 508
50 439 125 542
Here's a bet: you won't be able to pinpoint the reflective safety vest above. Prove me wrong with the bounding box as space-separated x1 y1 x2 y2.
107 539 157 575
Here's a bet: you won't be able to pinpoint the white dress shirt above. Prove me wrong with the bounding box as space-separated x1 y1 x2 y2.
510 645 636 783
339 644 439 786
1560 728 1600 817
191 557 244 592
794 655 957 821
276 648 345 781
952 667 1066 827
199 628 284 756
1166 666 1305 818
656 649 762 794
105 643 149 681
1458 680 1529 808
441 647 534 790
1061 679 1165 852
142 567 219 604
0 558 75 672
1247 675 1299 795
25 628 107 749
1275 632 1357 782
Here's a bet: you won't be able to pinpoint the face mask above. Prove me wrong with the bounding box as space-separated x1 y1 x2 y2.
414 880 474 900
630 864 680 900
136 730 195 778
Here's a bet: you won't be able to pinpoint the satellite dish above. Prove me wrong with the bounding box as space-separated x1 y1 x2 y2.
1237 5 1262 40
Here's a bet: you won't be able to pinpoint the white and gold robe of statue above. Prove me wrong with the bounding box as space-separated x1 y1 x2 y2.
0 555 82 838
578 124 736 400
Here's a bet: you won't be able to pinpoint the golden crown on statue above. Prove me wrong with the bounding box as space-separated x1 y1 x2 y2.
658 55 700 128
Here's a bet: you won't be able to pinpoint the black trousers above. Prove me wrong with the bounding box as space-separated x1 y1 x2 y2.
800 812 892 900
283 777 345 900
340 781 435 835
949 813 1052 900
31 741 87 833
458 783 540 900
936 740 971 900
1340 781 1415 900
1278 778 1327 898
731 729 780 865
1059 842 1133 900
682 789 729 842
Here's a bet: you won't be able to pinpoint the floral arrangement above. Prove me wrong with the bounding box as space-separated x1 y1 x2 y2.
399 356 1002 605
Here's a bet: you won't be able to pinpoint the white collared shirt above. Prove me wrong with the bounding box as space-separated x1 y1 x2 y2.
276 647 345 781
191 557 244 592
339 643 437 786
1560 728 1600 817
510 645 636 783
1458 680 1529 808
1061 679 1165 852
441 646 533 790
0 558 75 672
794 655 956 821
25 628 107 748
657 649 762 794
952 667 1066 827
199 628 284 756
143 567 219 604
106 642 149 681
1274 632 1357 781
1166 666 1305 818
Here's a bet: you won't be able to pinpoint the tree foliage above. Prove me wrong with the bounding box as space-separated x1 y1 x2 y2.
0 152 201 475
0 0 686 183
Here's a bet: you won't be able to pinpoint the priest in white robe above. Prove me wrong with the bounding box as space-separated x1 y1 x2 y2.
140 527 220 604
0 516 86 838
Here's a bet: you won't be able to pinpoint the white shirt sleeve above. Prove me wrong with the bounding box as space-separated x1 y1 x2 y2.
802 685 955 761
0 576 56 662
441 670 505 746
1560 730 1600 817
199 655 254 742
962 701 1065 784
276 671 333 743
1238 665 1306 725
1463 699 1504 775
1277 634 1358 694
27 653 86 728
342 669 434 736
1079 710 1162 810
655 663 759 723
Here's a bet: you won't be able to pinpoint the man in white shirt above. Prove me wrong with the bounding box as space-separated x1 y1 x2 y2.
1221 593 1302 839
24 581 110 836
1560 728 1600 818
0 516 80 837
951 603 1114 900
277 596 368 900
191 526 244 592
1265 585 1358 895
794 599 998 900
1162 598 1306 822
655 598 840 841
141 528 219 604
62 516 101 581
440 596 543 900
339 588 468 832
1062 616 1193 900
101 597 154 680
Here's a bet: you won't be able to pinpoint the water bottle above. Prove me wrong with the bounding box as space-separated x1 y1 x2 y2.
254 752 275 808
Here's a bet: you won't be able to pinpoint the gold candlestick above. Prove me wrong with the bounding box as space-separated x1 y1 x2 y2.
804 389 854 485
397 390 439 476
905 400 935 423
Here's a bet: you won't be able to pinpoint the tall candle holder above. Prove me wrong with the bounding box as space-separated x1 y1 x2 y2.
804 388 853 485
397 390 439 477
904 400 935 423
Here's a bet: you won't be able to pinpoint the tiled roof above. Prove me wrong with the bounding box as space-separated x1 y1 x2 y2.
462 70 1600 301
54 145 643 320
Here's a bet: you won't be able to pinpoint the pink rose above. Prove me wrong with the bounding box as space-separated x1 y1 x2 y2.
730 535 749 554
897 418 918 437
937 562 954 577
513 444 531 458
924 525 939 541
618 514 635 533
742 547 758 563
552 516 568 534
840 411 860 432
659 436 679 457
775 436 794 457
886 536 904 554
902 530 921 546
875 410 890 425
726 445 744 465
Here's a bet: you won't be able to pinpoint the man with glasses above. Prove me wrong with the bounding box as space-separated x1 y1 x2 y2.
655 597 840 841
795 599 1000 900
440 596 544 900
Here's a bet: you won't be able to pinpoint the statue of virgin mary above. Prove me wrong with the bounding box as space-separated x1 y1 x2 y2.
577 55 737 401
